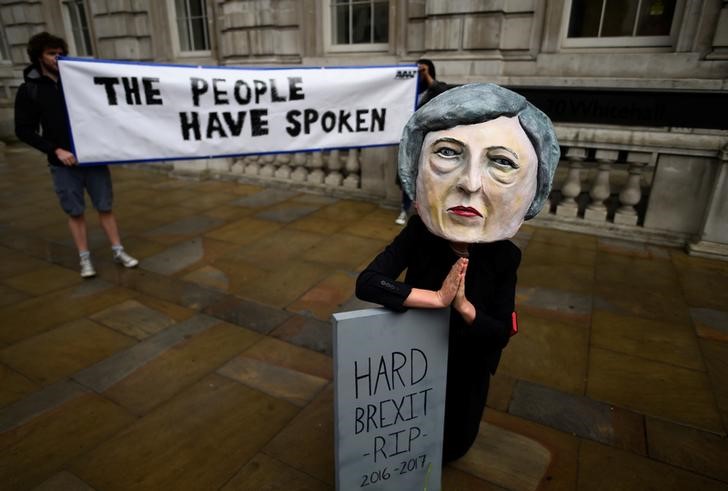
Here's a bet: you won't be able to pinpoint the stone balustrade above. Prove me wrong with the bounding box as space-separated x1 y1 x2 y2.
548 146 653 227
169 145 398 202
162 124 728 259
237 149 361 189
534 125 728 259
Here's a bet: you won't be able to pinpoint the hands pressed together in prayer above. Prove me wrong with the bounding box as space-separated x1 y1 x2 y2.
404 257 476 325
440 257 476 324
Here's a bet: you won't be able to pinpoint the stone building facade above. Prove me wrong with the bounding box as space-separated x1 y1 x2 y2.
1 0 727 258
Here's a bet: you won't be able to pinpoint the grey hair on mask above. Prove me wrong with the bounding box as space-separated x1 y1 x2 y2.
399 83 560 219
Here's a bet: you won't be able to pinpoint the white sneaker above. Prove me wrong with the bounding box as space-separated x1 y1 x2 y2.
113 249 139 268
395 210 407 225
80 256 96 278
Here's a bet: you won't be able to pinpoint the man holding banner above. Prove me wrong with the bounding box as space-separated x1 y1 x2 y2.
14 32 138 278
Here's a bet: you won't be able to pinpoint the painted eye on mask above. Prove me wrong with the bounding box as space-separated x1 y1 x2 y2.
429 145 463 173
435 146 461 158
491 157 519 170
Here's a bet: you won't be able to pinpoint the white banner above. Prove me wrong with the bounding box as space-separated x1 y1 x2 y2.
58 57 418 165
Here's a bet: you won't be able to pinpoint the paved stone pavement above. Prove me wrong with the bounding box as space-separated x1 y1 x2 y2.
1 144 727 491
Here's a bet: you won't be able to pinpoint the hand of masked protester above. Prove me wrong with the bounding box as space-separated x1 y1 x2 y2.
436 257 468 307
453 265 476 325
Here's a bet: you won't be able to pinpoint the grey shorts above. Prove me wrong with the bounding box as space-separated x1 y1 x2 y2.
50 165 113 217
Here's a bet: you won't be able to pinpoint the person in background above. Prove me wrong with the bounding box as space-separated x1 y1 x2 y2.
416 58 451 109
14 32 138 278
396 59 452 225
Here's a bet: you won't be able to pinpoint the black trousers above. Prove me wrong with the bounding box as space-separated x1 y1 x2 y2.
441 357 491 464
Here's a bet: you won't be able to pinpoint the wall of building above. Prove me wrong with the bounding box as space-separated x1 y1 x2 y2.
2 1 727 101
1 0 727 256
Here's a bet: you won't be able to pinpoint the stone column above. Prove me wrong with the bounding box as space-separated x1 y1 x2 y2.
688 145 728 260
343 148 360 188
231 158 245 175
259 154 277 178
360 145 398 200
243 155 261 176
644 154 715 235
555 147 586 218
614 151 651 226
325 149 344 186
274 153 293 179
308 151 325 184
290 152 308 182
585 149 618 222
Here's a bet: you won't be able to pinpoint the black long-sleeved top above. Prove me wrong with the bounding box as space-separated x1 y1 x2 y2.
356 214 521 461
15 65 72 166
355 214 520 376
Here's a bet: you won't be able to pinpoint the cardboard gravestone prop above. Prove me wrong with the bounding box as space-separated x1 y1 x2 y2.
333 308 450 491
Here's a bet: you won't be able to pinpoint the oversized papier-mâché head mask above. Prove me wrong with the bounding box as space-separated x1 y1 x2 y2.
399 83 560 243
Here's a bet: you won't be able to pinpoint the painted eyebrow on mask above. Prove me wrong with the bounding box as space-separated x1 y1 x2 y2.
431 137 464 147
487 145 519 159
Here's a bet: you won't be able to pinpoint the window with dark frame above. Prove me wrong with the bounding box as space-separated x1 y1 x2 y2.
568 0 676 38
0 27 10 60
175 0 210 52
331 0 389 45
63 0 94 56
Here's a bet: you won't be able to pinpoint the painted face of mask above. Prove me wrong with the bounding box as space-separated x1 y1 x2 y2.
415 116 538 243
